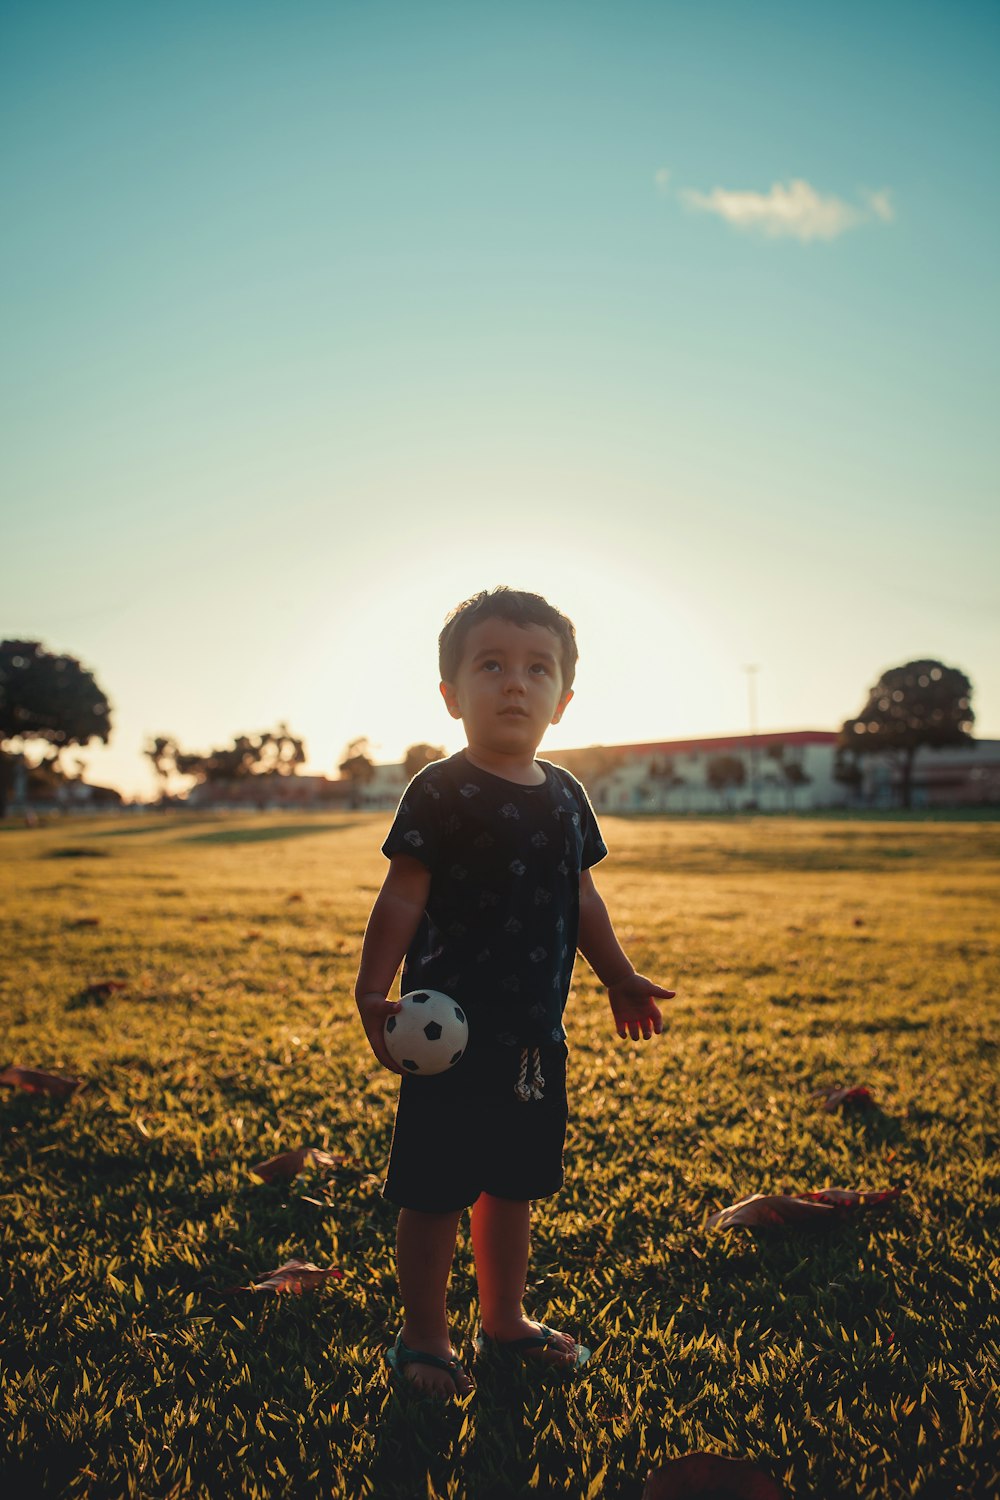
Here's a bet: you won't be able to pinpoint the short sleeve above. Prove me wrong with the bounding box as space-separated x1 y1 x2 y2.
552 766 606 870
578 783 608 870
381 766 445 871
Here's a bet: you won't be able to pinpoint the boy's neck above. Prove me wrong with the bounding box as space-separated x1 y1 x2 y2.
462 744 546 786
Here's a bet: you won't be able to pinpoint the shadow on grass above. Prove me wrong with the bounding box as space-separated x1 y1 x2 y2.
370 1362 550 1500
180 821 364 847
43 845 112 859
368 1387 470 1499
54 817 366 847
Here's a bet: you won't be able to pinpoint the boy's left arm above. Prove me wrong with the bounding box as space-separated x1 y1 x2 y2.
577 868 675 1040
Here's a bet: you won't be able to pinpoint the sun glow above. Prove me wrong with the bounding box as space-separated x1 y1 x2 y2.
294 532 743 778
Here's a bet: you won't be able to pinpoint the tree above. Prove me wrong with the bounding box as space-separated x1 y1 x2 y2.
339 737 376 807
551 746 619 794
144 736 180 798
706 753 746 809
840 659 974 809
145 726 307 797
404 743 446 780
647 754 686 809
764 742 812 810
0 641 112 817
263 724 306 776
833 745 864 803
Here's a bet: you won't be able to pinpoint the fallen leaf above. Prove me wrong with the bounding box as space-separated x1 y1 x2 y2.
250 1146 357 1183
77 979 128 1003
250 1258 343 1293
707 1186 902 1231
853 917 866 927
812 1083 876 1111
643 1453 786 1499
0 1065 85 1099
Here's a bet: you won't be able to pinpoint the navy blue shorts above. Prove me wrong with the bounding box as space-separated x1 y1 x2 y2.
383 1042 569 1214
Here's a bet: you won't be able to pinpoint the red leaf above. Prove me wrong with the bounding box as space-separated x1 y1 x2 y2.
79 979 128 1002
250 1258 343 1294
0 1065 85 1099
643 1454 786 1499
812 1083 876 1111
250 1146 356 1183
708 1186 901 1231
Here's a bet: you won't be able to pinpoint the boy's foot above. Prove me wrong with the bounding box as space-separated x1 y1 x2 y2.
477 1318 590 1369
386 1331 474 1399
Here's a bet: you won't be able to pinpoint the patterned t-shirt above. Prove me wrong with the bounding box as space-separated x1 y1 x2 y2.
382 751 607 1052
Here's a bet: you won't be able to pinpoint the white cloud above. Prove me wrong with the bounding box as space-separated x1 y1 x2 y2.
654 166 672 190
680 178 893 242
865 188 895 223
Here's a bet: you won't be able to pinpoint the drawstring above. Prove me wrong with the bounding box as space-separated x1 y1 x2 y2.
514 1046 545 1101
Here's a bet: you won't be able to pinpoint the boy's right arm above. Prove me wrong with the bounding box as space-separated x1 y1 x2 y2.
354 853 432 1073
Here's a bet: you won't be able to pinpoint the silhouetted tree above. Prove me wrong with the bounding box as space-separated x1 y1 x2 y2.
149 727 307 793
0 641 111 817
764 742 812 810
648 754 686 807
706 753 746 809
840 660 974 809
551 745 619 793
833 745 864 803
254 724 306 777
404 743 446 780
339 737 376 807
144 736 180 798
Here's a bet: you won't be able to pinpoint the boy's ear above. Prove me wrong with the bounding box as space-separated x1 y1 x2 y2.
439 681 463 720
550 688 573 725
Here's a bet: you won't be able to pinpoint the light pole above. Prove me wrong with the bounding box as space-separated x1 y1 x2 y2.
743 664 759 804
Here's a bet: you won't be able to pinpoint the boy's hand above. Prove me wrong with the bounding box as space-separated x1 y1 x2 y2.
608 974 675 1041
356 991 405 1074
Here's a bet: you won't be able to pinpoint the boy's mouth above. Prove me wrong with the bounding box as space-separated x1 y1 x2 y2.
499 707 528 717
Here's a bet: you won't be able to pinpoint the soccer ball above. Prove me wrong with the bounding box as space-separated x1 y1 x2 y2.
384 989 469 1075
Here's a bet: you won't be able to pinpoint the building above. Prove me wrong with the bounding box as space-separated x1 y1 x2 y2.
169 733 1000 814
184 774 351 810
356 732 1000 813
561 731 840 813
850 737 1000 810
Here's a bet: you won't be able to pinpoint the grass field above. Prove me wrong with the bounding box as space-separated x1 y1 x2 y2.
1 811 998 1499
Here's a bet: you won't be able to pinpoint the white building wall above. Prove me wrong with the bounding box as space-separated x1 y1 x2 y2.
592 740 847 813
360 763 408 807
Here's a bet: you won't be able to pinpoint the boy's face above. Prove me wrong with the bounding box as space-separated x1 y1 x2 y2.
440 616 573 759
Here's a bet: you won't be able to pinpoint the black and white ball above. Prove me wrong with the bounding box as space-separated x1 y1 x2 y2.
384 989 468 1075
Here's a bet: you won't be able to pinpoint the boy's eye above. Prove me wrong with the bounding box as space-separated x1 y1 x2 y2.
480 659 501 672
529 663 549 675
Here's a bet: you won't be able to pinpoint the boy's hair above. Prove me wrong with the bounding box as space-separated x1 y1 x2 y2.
439 587 578 692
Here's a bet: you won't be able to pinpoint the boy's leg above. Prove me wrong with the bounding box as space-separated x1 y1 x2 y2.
396 1206 472 1395
469 1193 577 1366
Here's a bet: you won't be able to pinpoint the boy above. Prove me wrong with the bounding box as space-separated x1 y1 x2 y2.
355 587 674 1398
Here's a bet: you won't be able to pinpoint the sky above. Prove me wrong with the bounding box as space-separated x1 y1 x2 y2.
2 0 998 798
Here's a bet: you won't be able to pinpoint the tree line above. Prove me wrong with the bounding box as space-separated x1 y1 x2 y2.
0 637 978 816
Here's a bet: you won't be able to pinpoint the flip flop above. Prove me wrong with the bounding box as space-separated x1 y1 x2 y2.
385 1331 474 1397
476 1323 591 1369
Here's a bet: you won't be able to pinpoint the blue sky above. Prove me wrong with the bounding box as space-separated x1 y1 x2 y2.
3 0 998 796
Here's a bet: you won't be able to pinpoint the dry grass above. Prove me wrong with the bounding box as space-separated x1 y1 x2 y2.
1 811 998 1498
